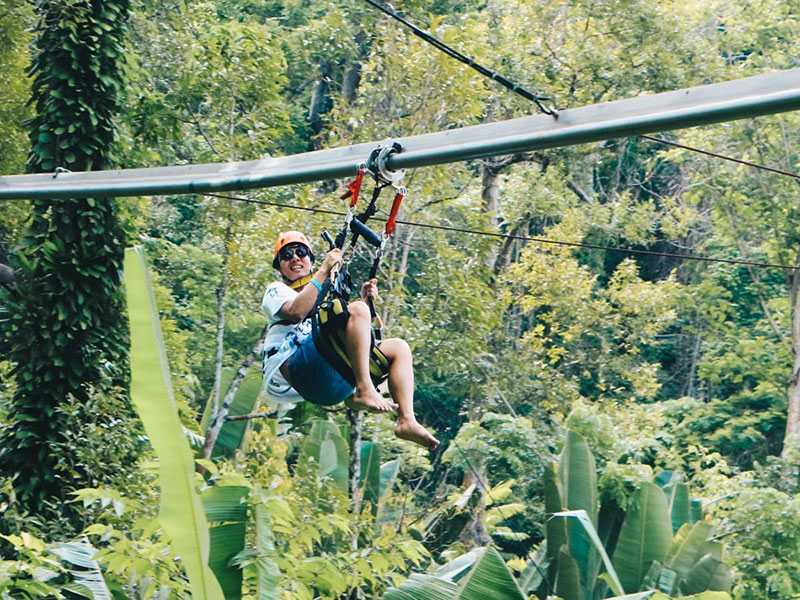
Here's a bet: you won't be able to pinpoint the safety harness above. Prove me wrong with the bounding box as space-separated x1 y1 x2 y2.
310 142 406 387
262 143 406 397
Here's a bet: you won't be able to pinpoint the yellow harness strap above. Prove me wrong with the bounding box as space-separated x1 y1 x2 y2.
287 274 314 290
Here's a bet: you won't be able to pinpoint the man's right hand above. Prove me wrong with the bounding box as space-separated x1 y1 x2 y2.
320 248 343 276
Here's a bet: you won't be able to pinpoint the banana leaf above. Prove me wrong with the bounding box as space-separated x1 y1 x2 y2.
432 548 484 582
680 555 732 595
300 420 349 491
517 543 550 595
553 510 624 596
202 485 249 600
664 522 713 580
360 441 381 510
456 545 525 600
50 541 111 600
383 546 523 600
255 504 281 600
559 431 600 594
203 368 262 458
607 592 731 600
124 246 224 600
554 550 583 600
667 484 690 535
611 482 672 594
379 459 400 499
543 463 567 560
689 499 703 524
383 573 459 600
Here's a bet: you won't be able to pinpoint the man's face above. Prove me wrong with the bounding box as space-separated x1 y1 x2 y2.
278 243 312 280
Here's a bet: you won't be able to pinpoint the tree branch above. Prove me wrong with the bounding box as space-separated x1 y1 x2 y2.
225 411 277 422
723 207 793 355
202 324 269 460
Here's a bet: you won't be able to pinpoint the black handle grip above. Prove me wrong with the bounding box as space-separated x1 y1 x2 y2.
334 227 347 249
349 218 382 247
321 230 334 250
368 258 379 280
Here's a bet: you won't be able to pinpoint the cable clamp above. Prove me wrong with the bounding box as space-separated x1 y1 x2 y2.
367 141 405 185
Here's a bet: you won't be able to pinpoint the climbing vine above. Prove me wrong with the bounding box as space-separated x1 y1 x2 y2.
0 0 136 527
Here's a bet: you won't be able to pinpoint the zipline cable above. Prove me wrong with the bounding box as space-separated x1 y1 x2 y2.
364 0 799 184
203 192 799 271
640 135 800 181
359 0 557 116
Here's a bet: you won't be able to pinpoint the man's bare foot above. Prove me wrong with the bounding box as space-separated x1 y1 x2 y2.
346 386 397 413
395 418 440 450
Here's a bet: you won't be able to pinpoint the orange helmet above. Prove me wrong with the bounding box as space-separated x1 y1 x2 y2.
272 231 315 269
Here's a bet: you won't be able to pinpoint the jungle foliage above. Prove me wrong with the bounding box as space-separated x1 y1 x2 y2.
1 0 799 598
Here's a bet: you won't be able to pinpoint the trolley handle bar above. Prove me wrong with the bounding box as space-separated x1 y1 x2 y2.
349 218 382 247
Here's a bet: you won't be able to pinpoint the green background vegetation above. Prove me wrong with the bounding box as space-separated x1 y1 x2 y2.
0 0 798 598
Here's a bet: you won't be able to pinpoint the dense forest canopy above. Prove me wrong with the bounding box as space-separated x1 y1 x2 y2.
0 0 799 598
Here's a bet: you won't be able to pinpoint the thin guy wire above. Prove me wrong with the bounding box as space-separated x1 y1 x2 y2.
641 135 800 181
361 0 799 183
359 0 556 116
203 192 798 271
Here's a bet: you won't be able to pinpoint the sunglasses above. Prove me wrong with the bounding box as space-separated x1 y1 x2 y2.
279 245 310 261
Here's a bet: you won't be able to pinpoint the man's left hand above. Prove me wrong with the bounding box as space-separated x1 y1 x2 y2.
361 278 378 301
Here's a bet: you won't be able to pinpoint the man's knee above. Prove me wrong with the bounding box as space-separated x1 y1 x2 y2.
383 337 411 359
348 300 370 320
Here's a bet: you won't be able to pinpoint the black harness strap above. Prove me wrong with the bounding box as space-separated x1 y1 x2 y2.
311 297 389 387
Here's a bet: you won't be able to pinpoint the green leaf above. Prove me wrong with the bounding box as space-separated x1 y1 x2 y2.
254 504 280 600
383 546 523 600
544 462 567 559
379 458 400 500
432 548 483 582
664 522 713 581
202 486 248 600
611 482 672 593
553 510 625 596
667 484 691 535
517 543 550 595
559 430 600 591
207 522 246 600
555 550 583 600
384 573 459 600
50 541 110 600
201 368 262 458
299 420 349 492
124 246 224 600
455 546 525 600
680 554 732 595
202 486 248 524
360 441 381 511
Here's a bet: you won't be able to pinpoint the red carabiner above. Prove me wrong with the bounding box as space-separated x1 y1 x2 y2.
340 167 365 208
385 189 404 236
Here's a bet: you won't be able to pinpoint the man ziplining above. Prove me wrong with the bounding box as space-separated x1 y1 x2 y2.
261 230 440 450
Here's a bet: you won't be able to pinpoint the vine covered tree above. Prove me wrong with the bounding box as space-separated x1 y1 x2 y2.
0 0 139 529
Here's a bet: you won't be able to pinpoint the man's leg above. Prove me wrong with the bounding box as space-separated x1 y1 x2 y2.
342 301 396 413
377 337 440 450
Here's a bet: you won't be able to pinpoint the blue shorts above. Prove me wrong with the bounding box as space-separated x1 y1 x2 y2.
286 331 354 406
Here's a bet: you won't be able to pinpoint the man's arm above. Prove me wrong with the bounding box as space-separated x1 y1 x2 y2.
277 249 342 322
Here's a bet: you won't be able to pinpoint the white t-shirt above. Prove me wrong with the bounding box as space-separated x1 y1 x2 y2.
261 281 311 404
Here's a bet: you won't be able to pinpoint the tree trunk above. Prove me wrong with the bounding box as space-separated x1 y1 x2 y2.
202 325 268 460
0 263 15 285
348 408 363 520
207 218 232 439
783 267 800 457
0 0 134 523
342 61 361 104
308 63 331 142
